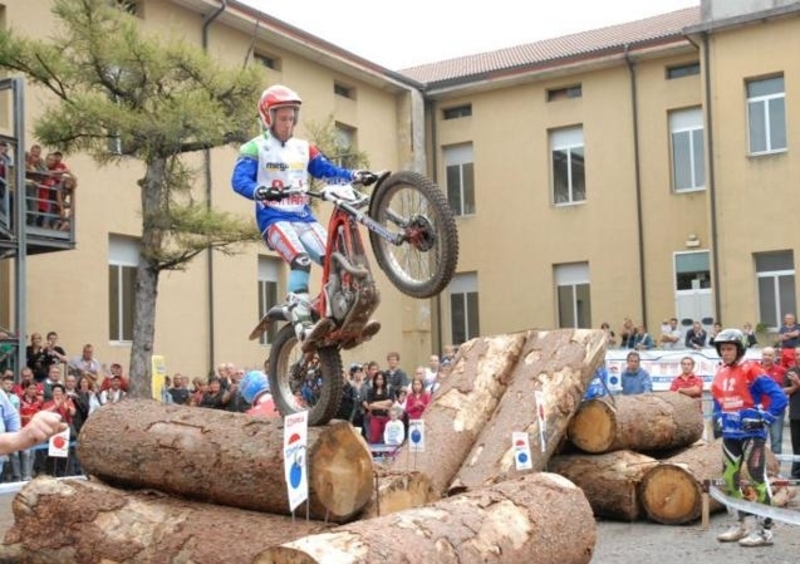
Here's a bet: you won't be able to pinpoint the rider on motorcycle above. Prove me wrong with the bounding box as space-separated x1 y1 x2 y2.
231 84 372 343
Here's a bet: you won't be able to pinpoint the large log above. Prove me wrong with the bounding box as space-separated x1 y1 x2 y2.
639 439 792 525
0 477 330 564
77 400 373 522
548 450 659 521
389 333 527 495
568 392 703 454
255 472 596 564
451 329 607 492
358 470 439 519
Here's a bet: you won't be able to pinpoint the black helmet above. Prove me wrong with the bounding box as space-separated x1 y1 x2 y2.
714 328 745 362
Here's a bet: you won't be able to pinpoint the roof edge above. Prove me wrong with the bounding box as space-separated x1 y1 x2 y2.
685 2 800 34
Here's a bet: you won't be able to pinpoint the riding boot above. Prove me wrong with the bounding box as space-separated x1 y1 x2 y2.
288 292 312 341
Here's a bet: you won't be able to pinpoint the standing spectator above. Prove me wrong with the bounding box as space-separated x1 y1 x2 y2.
336 371 358 422
189 377 207 406
711 329 786 547
707 322 723 346
1 375 22 482
224 369 249 413
669 357 703 399
632 324 654 351
363 371 392 444
25 144 46 172
168 374 191 405
13 367 41 398
383 406 405 447
600 322 617 348
41 383 75 477
405 377 430 421
42 365 64 401
423 356 440 392
68 344 103 386
99 363 129 393
778 313 800 369
440 345 457 370
742 322 758 348
98 375 126 405
241 371 277 418
619 318 636 348
685 320 708 351
42 332 68 377
76 376 101 417
25 333 47 383
199 378 226 409
385 352 409 400
18 381 42 481
659 318 683 350
0 382 21 481
620 352 652 395
759 347 787 454
784 348 800 479
348 364 369 435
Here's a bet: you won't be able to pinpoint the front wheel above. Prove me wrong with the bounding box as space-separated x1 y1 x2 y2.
268 324 343 426
368 171 459 298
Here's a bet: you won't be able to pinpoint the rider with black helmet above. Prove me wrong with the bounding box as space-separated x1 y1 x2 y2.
711 328 788 547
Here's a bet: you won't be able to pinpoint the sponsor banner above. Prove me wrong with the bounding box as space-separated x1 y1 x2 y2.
283 411 309 512
151 355 167 401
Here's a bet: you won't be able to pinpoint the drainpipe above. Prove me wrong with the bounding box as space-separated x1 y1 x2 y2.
427 97 443 355
702 31 721 324
202 1 227 372
624 45 648 328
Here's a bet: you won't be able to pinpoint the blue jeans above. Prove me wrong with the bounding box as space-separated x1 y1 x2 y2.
769 410 786 454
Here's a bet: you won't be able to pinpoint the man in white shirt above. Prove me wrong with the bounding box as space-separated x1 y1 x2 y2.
660 318 683 350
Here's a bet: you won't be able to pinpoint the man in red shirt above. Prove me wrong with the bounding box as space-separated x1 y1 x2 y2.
760 347 787 454
669 356 704 399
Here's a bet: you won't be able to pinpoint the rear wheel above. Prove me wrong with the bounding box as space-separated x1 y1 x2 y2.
368 171 459 298
268 324 343 426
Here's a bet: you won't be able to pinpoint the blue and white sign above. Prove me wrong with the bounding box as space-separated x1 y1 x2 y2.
512 431 533 471
408 419 425 452
283 411 308 512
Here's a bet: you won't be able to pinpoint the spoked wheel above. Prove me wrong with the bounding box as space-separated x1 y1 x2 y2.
268 324 343 426
368 171 459 298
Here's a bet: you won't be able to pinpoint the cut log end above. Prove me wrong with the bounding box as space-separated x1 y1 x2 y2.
359 472 439 520
568 400 615 453
639 464 701 525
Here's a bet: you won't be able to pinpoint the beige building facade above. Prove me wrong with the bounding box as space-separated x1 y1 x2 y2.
0 0 797 380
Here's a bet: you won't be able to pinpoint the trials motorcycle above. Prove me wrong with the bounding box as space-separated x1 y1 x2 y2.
249 170 458 425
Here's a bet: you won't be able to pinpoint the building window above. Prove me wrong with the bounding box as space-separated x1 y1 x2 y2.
756 251 796 329
555 262 591 328
108 235 139 343
254 52 280 70
747 75 786 155
444 144 475 216
332 123 359 168
334 82 355 99
669 107 705 192
675 251 711 290
443 105 472 120
449 272 479 346
666 62 700 79
258 256 281 345
547 84 582 101
550 126 585 205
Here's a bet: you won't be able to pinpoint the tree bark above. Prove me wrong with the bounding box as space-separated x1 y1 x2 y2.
548 450 659 521
359 471 439 520
0 477 330 564
77 400 373 522
388 333 527 495
255 472 596 564
568 392 703 454
450 329 607 493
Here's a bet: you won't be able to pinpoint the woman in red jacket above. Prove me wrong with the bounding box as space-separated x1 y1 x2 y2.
405 377 430 421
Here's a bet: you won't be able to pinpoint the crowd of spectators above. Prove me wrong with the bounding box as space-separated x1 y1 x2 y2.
601 317 760 352
0 142 76 233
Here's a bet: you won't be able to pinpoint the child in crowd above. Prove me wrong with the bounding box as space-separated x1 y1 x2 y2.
383 406 405 446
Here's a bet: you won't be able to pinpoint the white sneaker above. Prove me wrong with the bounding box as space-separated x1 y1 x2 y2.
739 528 773 547
717 521 749 542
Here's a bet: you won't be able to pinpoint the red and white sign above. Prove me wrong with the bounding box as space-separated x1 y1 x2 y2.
48 427 70 458
283 411 308 512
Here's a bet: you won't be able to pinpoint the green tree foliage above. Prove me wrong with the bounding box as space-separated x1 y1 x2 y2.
0 0 264 397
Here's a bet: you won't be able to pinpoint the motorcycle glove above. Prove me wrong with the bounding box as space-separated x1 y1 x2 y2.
254 185 284 202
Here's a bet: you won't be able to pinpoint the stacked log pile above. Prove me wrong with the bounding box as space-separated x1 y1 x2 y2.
6 328 791 562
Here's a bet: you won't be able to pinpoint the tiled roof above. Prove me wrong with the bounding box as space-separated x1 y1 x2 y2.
399 6 701 86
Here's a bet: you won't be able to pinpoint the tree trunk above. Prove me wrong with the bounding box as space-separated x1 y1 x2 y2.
0 477 330 564
548 450 659 521
639 439 790 525
450 329 607 493
389 333 527 495
568 392 703 454
255 472 596 564
128 157 167 399
77 400 373 522
359 471 439 520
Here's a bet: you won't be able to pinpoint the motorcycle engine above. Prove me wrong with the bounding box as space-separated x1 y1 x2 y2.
326 274 354 322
